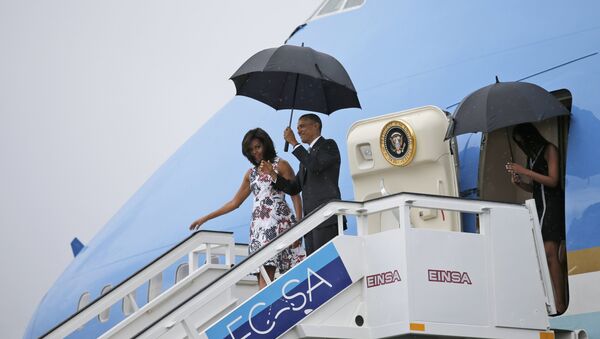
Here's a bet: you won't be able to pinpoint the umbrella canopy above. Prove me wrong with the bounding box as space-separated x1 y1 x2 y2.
230 44 360 114
446 81 570 139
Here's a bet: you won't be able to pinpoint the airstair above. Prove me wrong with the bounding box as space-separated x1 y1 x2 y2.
43 192 581 339
42 106 587 339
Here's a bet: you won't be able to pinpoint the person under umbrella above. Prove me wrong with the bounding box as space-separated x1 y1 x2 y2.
231 44 360 255
230 44 360 151
446 79 570 138
188 128 305 290
448 79 569 313
260 113 345 255
505 123 567 314
446 79 569 162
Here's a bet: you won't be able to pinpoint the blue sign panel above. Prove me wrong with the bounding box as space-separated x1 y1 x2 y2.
205 242 352 339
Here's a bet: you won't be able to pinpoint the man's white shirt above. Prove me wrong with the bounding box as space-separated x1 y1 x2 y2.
293 136 322 152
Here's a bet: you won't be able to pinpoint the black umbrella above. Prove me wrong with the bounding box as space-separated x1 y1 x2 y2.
230 44 360 151
446 79 570 140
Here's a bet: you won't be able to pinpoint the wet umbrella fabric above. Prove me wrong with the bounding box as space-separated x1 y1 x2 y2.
446 81 570 139
230 44 361 114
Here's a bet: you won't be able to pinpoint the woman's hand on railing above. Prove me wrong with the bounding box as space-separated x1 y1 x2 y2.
292 239 302 248
189 216 208 231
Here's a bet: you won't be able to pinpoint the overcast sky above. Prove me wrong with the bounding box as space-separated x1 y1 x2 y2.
0 1 321 337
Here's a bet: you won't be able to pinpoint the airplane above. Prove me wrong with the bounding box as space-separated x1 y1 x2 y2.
25 0 600 338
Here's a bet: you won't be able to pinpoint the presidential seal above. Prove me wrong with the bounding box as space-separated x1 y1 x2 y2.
380 120 416 166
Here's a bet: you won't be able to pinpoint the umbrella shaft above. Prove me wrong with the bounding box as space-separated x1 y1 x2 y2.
288 108 295 128
284 108 295 152
284 73 300 152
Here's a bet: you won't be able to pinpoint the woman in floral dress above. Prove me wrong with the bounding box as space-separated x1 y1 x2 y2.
189 128 304 289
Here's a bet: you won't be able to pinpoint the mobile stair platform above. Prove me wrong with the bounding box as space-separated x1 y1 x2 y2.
41 107 587 339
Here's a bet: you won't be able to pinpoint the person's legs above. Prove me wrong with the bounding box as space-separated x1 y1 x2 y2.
545 240 566 313
258 265 276 290
559 240 569 306
311 223 338 253
304 230 315 256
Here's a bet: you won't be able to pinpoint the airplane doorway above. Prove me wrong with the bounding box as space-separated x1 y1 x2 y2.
478 89 570 204
477 88 572 314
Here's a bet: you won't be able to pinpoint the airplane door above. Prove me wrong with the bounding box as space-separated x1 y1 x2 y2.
347 106 461 234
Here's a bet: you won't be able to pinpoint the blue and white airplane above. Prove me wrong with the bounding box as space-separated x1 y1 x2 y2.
25 0 600 338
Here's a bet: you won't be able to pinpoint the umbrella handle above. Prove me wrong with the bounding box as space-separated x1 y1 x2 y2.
284 88 297 152
284 108 294 152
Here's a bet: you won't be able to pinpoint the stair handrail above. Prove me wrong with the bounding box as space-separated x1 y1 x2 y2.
44 191 537 339
131 192 531 338
130 199 365 338
40 230 239 339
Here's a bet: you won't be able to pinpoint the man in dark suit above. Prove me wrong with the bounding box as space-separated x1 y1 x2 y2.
260 113 344 255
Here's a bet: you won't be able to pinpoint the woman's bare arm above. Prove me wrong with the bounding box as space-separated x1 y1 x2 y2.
507 145 559 188
278 159 303 219
189 169 252 230
510 171 533 192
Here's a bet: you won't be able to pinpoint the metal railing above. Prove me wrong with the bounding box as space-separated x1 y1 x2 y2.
43 192 554 339
130 192 551 339
41 230 247 339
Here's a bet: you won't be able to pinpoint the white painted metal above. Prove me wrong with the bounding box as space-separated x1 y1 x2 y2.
45 103 589 338
526 199 558 315
45 192 583 339
134 201 365 339
100 264 233 338
259 265 272 285
125 292 139 313
41 230 244 339
255 193 566 339
275 195 559 339
133 193 566 338
99 244 254 338
347 106 461 233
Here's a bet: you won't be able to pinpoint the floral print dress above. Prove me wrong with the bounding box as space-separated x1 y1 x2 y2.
249 157 305 273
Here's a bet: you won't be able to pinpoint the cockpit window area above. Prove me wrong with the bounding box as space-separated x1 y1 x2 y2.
309 0 365 21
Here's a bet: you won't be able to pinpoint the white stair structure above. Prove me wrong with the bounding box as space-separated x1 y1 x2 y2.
42 106 587 339
44 193 576 339
197 194 561 339
40 230 253 338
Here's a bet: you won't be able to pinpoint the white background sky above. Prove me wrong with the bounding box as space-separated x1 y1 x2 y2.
0 1 321 337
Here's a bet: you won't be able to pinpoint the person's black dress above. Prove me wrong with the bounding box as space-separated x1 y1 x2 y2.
529 144 565 242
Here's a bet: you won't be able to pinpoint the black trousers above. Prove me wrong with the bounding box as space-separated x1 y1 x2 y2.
304 222 338 256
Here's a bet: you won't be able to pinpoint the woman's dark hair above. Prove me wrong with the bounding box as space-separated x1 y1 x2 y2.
512 123 548 159
242 128 277 166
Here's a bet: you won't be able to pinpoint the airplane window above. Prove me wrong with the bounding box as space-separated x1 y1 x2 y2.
148 273 163 302
344 0 364 9
318 0 344 16
77 292 91 311
77 292 91 330
122 290 137 316
310 0 366 21
175 263 189 283
98 285 112 323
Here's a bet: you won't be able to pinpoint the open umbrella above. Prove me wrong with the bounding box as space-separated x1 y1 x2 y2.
445 79 570 139
230 44 360 151
445 79 570 161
